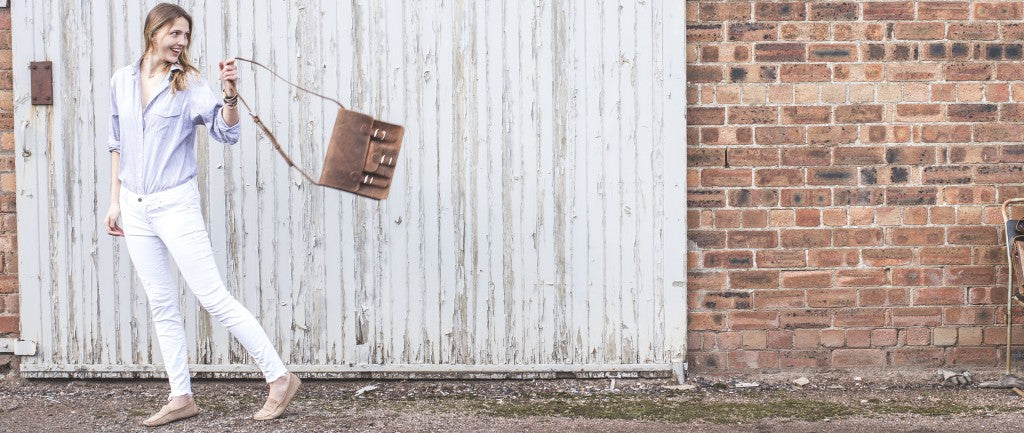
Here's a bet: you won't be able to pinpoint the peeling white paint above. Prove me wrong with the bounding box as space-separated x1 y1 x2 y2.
13 0 687 377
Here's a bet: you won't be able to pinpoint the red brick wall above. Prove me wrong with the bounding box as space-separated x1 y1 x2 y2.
0 5 16 341
686 1 1023 370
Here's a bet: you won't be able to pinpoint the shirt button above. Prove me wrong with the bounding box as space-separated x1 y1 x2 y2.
137 197 142 202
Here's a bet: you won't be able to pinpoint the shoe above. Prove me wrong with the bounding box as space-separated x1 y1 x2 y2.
142 399 200 427
253 372 301 420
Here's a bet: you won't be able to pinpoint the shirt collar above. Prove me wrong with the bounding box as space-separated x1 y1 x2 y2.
131 60 184 78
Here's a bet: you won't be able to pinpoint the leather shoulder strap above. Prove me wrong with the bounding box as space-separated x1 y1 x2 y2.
231 57 347 186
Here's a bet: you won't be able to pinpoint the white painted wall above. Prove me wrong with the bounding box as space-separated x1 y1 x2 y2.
12 0 686 378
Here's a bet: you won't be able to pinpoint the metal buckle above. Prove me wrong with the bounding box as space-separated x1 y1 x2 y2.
378 154 395 166
362 175 374 185
372 128 387 141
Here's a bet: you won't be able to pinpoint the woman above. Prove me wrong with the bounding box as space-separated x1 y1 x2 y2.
104 3 300 427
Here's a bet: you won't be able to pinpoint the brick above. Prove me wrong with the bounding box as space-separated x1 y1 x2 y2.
755 2 806 21
860 247 912 265
922 166 972 185
806 125 858 145
0 315 17 334
779 23 831 41
767 330 794 350
833 349 886 367
808 288 858 308
730 311 780 330
702 127 754 145
948 347 999 366
892 348 944 366
688 107 725 126
688 65 723 84
886 187 937 206
903 327 932 346
833 64 884 82
919 1 970 20
947 226 998 245
755 43 806 62
945 64 994 81
728 107 778 125
688 271 727 291
730 270 780 290
892 268 944 286
819 329 845 348
948 23 999 41
975 2 1023 20
997 64 1024 80
895 104 942 121
688 190 726 208
703 252 755 270
920 247 973 265
862 2 915 20
688 149 725 167
728 189 780 207
960 327 983 346
871 328 898 347
836 269 886 287
780 309 832 329
753 289 807 309
729 23 777 42
727 65 778 83
782 63 831 83
887 64 939 81
914 287 965 306
892 307 943 327
808 44 858 62
754 127 804 145
795 208 821 227
835 105 883 123
727 230 778 249
689 312 727 331
920 125 971 143
834 23 884 41
780 106 829 125
755 168 803 187
781 351 831 368
977 124 1024 142
728 350 780 369
688 24 724 42
781 270 833 289
834 309 887 328
975 164 1024 183
969 286 1007 305
778 189 829 208
701 168 752 187
808 249 860 267
700 2 752 21
742 331 768 350
834 188 885 206
808 2 858 20
756 250 806 269
780 229 832 248
834 147 884 165
1003 104 1024 121
805 167 855 186
945 266 997 285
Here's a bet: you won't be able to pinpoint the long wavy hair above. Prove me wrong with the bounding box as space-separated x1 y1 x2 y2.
141 3 200 92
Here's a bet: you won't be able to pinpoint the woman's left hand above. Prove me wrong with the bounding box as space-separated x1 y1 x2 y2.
219 58 238 95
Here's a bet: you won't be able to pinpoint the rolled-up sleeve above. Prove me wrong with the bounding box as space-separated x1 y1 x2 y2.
107 77 121 153
190 78 241 145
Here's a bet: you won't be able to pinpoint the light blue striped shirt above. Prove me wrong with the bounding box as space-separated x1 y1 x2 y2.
108 61 240 195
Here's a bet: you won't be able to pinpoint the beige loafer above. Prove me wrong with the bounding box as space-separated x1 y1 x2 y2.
253 372 301 420
142 399 200 427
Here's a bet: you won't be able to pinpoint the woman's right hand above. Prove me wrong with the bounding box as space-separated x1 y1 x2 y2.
105 205 124 236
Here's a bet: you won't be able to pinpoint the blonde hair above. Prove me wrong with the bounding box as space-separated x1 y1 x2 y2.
141 3 200 92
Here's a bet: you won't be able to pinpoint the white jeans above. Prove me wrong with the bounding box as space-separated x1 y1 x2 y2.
119 179 288 398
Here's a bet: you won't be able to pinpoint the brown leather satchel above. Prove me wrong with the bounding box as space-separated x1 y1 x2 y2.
233 57 404 200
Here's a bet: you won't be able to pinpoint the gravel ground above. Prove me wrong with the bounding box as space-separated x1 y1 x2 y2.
2 369 1024 432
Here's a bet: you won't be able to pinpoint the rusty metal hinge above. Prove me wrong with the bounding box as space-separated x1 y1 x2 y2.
29 61 53 106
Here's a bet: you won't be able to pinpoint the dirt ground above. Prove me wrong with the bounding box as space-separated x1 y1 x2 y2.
3 369 1024 432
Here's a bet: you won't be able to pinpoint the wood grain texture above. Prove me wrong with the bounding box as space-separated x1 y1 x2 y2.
12 0 687 377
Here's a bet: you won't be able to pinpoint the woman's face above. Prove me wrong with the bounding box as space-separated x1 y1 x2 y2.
150 17 190 64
